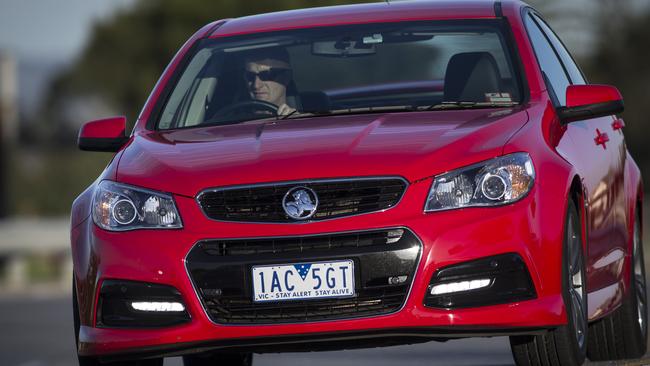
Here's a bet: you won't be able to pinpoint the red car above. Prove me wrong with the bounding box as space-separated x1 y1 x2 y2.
71 1 647 365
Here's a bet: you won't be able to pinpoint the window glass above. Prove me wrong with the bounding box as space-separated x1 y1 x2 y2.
159 48 214 129
525 14 570 105
155 20 523 130
532 14 586 85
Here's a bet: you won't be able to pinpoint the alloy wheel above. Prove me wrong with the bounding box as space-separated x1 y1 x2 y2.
634 221 647 337
567 216 586 350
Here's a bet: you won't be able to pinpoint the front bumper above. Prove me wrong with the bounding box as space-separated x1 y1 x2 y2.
71 179 567 359
97 326 552 362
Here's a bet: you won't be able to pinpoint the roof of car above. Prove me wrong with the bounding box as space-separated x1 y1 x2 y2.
210 0 525 38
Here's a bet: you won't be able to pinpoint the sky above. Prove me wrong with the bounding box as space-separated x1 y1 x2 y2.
0 0 134 62
0 0 135 118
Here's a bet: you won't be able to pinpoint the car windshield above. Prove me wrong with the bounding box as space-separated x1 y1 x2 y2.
156 20 523 130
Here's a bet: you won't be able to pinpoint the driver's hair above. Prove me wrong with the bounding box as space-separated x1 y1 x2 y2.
243 47 292 70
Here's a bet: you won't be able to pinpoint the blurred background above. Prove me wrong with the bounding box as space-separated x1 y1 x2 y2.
0 0 649 365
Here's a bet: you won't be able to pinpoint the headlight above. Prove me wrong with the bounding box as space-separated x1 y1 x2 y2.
92 181 183 231
424 152 534 212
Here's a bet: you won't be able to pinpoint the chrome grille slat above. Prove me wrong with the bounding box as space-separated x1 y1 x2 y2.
200 231 393 256
197 177 407 223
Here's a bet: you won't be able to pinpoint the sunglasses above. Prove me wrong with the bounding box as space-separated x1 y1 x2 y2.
244 68 290 83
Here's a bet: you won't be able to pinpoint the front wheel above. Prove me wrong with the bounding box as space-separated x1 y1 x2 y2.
586 211 647 361
510 199 588 366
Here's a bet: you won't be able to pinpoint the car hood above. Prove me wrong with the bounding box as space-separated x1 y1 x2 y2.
117 108 528 197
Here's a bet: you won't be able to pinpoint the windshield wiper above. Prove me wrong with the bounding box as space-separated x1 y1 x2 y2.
425 101 518 111
281 103 516 119
269 102 517 122
329 105 419 115
274 105 418 120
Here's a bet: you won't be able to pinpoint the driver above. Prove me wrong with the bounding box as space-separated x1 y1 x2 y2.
244 48 296 116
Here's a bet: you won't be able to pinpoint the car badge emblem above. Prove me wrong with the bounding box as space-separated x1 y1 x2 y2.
282 186 318 220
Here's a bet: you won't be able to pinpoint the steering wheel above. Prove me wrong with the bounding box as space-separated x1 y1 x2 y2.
216 100 279 119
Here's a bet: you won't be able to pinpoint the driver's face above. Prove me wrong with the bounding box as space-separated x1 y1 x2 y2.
245 59 290 106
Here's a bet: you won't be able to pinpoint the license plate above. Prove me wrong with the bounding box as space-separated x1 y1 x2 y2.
252 260 355 303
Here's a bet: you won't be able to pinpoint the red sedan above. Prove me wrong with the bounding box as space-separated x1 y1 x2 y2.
71 1 647 365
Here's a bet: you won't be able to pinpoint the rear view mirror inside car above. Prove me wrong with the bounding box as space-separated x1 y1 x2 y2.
312 36 378 56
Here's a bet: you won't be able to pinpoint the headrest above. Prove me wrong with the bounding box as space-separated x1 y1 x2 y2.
299 91 330 114
286 80 301 110
444 52 502 102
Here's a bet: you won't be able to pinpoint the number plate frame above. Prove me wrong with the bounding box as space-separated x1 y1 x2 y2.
251 259 355 303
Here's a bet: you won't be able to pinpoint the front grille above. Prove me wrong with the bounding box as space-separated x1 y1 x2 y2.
205 286 408 324
200 229 405 257
186 229 421 324
197 177 407 223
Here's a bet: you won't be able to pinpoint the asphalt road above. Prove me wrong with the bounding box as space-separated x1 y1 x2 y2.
1 296 649 366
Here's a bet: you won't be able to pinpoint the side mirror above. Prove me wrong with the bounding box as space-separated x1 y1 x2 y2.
557 84 624 123
78 116 129 152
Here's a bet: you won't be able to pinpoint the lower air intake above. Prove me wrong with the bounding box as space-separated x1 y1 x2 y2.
424 253 536 309
186 229 421 324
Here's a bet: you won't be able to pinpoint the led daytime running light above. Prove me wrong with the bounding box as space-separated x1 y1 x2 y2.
130 301 185 312
430 278 492 295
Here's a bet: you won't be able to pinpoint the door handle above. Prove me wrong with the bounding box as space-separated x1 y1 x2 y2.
594 128 609 148
612 118 625 131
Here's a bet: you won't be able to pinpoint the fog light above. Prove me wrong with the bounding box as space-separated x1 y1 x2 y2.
131 301 185 312
424 253 536 308
430 278 491 295
98 280 190 328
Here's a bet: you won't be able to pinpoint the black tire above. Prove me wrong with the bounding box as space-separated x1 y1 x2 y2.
73 279 164 366
183 352 253 366
586 211 647 361
510 199 588 366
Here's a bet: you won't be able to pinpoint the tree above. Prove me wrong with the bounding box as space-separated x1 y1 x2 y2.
583 4 650 184
41 0 368 143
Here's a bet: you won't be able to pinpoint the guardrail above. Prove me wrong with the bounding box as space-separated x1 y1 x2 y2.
0 218 71 292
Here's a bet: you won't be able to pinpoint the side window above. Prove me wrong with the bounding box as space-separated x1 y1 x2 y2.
531 14 586 85
159 48 215 129
524 13 570 105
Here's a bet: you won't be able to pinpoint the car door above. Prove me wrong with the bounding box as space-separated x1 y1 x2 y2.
524 11 626 312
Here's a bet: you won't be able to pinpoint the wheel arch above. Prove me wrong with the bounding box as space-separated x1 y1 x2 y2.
636 191 643 242
567 174 588 253
635 184 643 239
625 152 643 237
625 153 643 297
